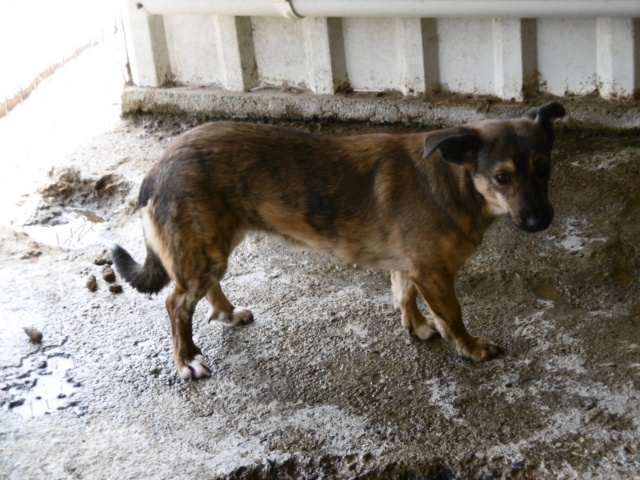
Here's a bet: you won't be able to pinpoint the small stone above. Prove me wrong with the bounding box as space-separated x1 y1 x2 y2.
37 360 48 369
23 327 43 343
512 460 525 472
94 257 107 266
86 274 97 291
102 266 116 283
109 284 123 294
9 398 25 408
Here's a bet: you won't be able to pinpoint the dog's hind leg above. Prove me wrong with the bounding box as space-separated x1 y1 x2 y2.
165 284 211 380
390 270 438 340
205 283 254 327
164 247 240 380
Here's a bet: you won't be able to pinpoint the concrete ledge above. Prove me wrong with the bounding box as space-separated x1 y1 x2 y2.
122 85 640 130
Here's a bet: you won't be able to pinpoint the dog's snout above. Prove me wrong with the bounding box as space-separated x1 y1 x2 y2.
520 208 553 233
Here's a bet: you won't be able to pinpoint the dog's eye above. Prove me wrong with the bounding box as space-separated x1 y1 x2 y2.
536 163 551 177
494 173 512 186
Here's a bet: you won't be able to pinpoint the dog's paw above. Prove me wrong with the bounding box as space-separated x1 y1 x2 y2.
458 337 504 361
408 323 440 340
178 355 211 381
211 307 254 327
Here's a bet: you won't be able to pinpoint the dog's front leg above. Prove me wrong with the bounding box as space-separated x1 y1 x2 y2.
390 270 439 340
410 269 503 361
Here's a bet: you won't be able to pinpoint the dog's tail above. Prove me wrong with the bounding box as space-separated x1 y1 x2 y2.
110 243 170 294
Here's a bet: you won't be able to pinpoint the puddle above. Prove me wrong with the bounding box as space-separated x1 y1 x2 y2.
6 355 81 418
21 208 107 249
533 284 561 301
612 269 635 286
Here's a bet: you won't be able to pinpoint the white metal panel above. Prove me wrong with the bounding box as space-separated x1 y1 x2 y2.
302 18 335 94
140 0 640 19
252 17 310 89
121 0 639 100
437 19 495 95
163 15 223 86
493 18 524 100
342 18 402 92
537 19 598 95
597 18 636 98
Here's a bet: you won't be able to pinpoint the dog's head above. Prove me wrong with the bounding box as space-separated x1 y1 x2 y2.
423 102 565 232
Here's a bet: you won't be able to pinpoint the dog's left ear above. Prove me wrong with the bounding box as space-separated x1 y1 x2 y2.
522 101 565 146
523 101 566 123
423 127 481 165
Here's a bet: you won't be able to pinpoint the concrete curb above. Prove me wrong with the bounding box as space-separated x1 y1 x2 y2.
121 85 640 130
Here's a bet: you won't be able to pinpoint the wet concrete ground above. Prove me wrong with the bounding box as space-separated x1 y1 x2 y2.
0 115 639 479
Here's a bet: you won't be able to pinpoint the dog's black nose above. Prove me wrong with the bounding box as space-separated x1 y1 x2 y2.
520 212 553 232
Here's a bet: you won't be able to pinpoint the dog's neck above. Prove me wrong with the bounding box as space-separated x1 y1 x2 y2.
418 154 495 247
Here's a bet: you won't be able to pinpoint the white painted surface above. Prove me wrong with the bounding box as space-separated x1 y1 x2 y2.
252 17 309 89
121 0 639 99
492 19 524 100
302 19 330 94
437 18 495 95
597 18 636 98
164 15 223 86
536 19 598 96
342 18 402 92
139 0 640 18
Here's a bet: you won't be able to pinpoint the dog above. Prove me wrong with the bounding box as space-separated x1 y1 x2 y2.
111 102 565 380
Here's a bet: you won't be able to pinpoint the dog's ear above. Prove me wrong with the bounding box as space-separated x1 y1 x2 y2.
523 101 565 122
423 127 482 165
522 101 565 146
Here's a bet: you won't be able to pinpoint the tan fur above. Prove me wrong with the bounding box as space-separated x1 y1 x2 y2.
115 103 564 380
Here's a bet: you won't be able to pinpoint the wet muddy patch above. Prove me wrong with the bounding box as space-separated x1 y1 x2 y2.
21 207 107 249
1 353 83 418
38 168 131 210
19 168 132 249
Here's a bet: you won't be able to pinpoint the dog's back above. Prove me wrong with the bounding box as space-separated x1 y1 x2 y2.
139 122 463 270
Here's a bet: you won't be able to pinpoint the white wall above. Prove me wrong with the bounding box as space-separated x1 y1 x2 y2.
121 1 639 100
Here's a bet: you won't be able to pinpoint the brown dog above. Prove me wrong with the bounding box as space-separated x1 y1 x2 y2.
112 102 565 380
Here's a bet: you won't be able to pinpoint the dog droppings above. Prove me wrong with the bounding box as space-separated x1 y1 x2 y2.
21 208 107 250
86 274 97 291
102 266 116 282
23 327 43 344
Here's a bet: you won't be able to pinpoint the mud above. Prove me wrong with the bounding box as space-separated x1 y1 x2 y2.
0 116 639 480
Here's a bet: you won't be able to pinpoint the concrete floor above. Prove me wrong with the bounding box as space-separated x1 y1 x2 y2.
0 112 638 479
0 43 639 480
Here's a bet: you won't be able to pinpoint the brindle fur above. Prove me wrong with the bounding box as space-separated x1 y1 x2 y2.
112 102 565 380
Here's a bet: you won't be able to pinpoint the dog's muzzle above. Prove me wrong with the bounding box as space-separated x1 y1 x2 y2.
517 207 554 233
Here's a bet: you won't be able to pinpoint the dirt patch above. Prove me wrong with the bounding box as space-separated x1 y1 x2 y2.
0 116 639 479
30 168 131 223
